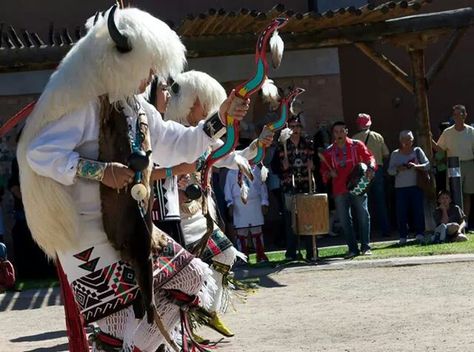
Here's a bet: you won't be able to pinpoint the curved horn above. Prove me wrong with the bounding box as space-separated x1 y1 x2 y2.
93 12 100 25
107 4 132 53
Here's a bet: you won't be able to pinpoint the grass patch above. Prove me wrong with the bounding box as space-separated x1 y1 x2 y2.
247 233 474 266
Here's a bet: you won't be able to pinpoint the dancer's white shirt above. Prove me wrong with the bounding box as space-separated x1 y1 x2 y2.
27 96 214 219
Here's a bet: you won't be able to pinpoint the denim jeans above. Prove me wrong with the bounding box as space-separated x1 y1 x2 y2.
334 192 371 254
395 186 425 238
282 192 314 259
368 167 390 235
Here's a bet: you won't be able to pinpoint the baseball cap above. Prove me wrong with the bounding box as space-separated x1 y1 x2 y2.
356 113 372 128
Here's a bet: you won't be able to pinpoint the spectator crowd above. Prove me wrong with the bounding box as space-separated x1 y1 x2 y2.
1 104 473 283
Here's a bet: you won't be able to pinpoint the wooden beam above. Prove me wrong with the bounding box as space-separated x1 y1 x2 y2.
426 27 468 87
0 7 472 71
354 42 413 93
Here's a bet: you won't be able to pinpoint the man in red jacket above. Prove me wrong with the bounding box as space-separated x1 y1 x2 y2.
320 121 376 258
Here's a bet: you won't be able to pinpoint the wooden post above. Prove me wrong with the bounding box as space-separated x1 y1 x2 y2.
409 48 436 203
409 49 432 160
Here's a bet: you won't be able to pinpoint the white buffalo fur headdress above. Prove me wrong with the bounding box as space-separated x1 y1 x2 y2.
164 70 226 125
17 6 186 258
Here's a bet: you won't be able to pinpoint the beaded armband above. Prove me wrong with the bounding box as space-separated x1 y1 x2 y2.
203 113 226 140
76 158 107 182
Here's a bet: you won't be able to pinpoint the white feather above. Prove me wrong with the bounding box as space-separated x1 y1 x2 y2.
240 178 250 205
279 127 293 143
261 78 280 110
269 30 284 69
260 165 269 182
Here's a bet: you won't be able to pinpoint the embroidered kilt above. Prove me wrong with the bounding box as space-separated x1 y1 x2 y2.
187 229 233 263
69 235 193 324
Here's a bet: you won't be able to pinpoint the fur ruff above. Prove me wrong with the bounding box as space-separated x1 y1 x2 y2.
164 70 226 125
17 7 186 258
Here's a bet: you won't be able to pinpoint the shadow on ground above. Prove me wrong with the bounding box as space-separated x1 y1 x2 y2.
11 330 67 343
0 287 62 311
23 343 69 352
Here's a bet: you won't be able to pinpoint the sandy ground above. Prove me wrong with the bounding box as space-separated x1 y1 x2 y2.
2 262 474 352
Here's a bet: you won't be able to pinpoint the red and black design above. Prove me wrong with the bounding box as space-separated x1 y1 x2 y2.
152 236 194 289
188 229 233 263
71 260 140 324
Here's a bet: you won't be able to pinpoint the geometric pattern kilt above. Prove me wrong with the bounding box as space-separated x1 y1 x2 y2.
70 235 194 324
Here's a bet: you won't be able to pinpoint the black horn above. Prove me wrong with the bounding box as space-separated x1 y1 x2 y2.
107 4 132 53
93 12 100 25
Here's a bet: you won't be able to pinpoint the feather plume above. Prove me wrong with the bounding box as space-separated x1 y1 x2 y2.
261 78 280 110
279 127 293 143
260 165 269 182
240 178 249 204
269 30 284 69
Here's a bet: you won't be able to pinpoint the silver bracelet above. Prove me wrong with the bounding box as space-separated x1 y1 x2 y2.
76 158 107 182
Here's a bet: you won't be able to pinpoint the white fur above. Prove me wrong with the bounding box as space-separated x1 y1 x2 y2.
17 7 186 258
261 78 280 110
269 30 284 69
260 165 269 182
165 70 226 125
279 127 293 143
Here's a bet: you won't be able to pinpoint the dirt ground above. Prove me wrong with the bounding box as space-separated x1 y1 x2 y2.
201 262 474 352
2 262 474 351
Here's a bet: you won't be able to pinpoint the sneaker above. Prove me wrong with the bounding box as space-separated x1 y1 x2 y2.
361 249 372 256
398 237 407 245
344 251 358 259
416 234 425 244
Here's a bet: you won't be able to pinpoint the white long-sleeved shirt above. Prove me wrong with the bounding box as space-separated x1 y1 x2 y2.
27 96 215 219
224 165 269 228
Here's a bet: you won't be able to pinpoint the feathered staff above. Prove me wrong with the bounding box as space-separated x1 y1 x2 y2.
0 101 36 137
200 17 288 192
252 87 305 167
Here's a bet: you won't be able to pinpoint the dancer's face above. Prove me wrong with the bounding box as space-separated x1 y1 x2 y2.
155 81 171 114
187 98 208 127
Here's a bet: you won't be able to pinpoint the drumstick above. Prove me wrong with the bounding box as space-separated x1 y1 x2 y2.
317 152 333 171
283 142 288 163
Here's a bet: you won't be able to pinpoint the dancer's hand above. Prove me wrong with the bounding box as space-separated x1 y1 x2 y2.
259 126 274 147
219 89 250 122
102 162 135 189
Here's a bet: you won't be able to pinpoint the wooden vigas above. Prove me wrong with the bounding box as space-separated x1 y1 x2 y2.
294 193 329 235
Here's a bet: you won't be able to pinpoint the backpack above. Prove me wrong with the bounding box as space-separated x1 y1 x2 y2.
0 260 16 289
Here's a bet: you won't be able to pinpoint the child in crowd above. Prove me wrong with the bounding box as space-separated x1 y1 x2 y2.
432 190 468 243
225 164 270 263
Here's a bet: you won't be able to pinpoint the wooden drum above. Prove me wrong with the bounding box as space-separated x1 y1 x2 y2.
294 193 329 236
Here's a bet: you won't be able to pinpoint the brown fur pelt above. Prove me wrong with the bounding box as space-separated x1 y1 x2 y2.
98 96 155 323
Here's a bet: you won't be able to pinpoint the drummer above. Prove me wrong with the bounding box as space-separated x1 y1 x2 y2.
271 114 315 261
320 121 376 259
